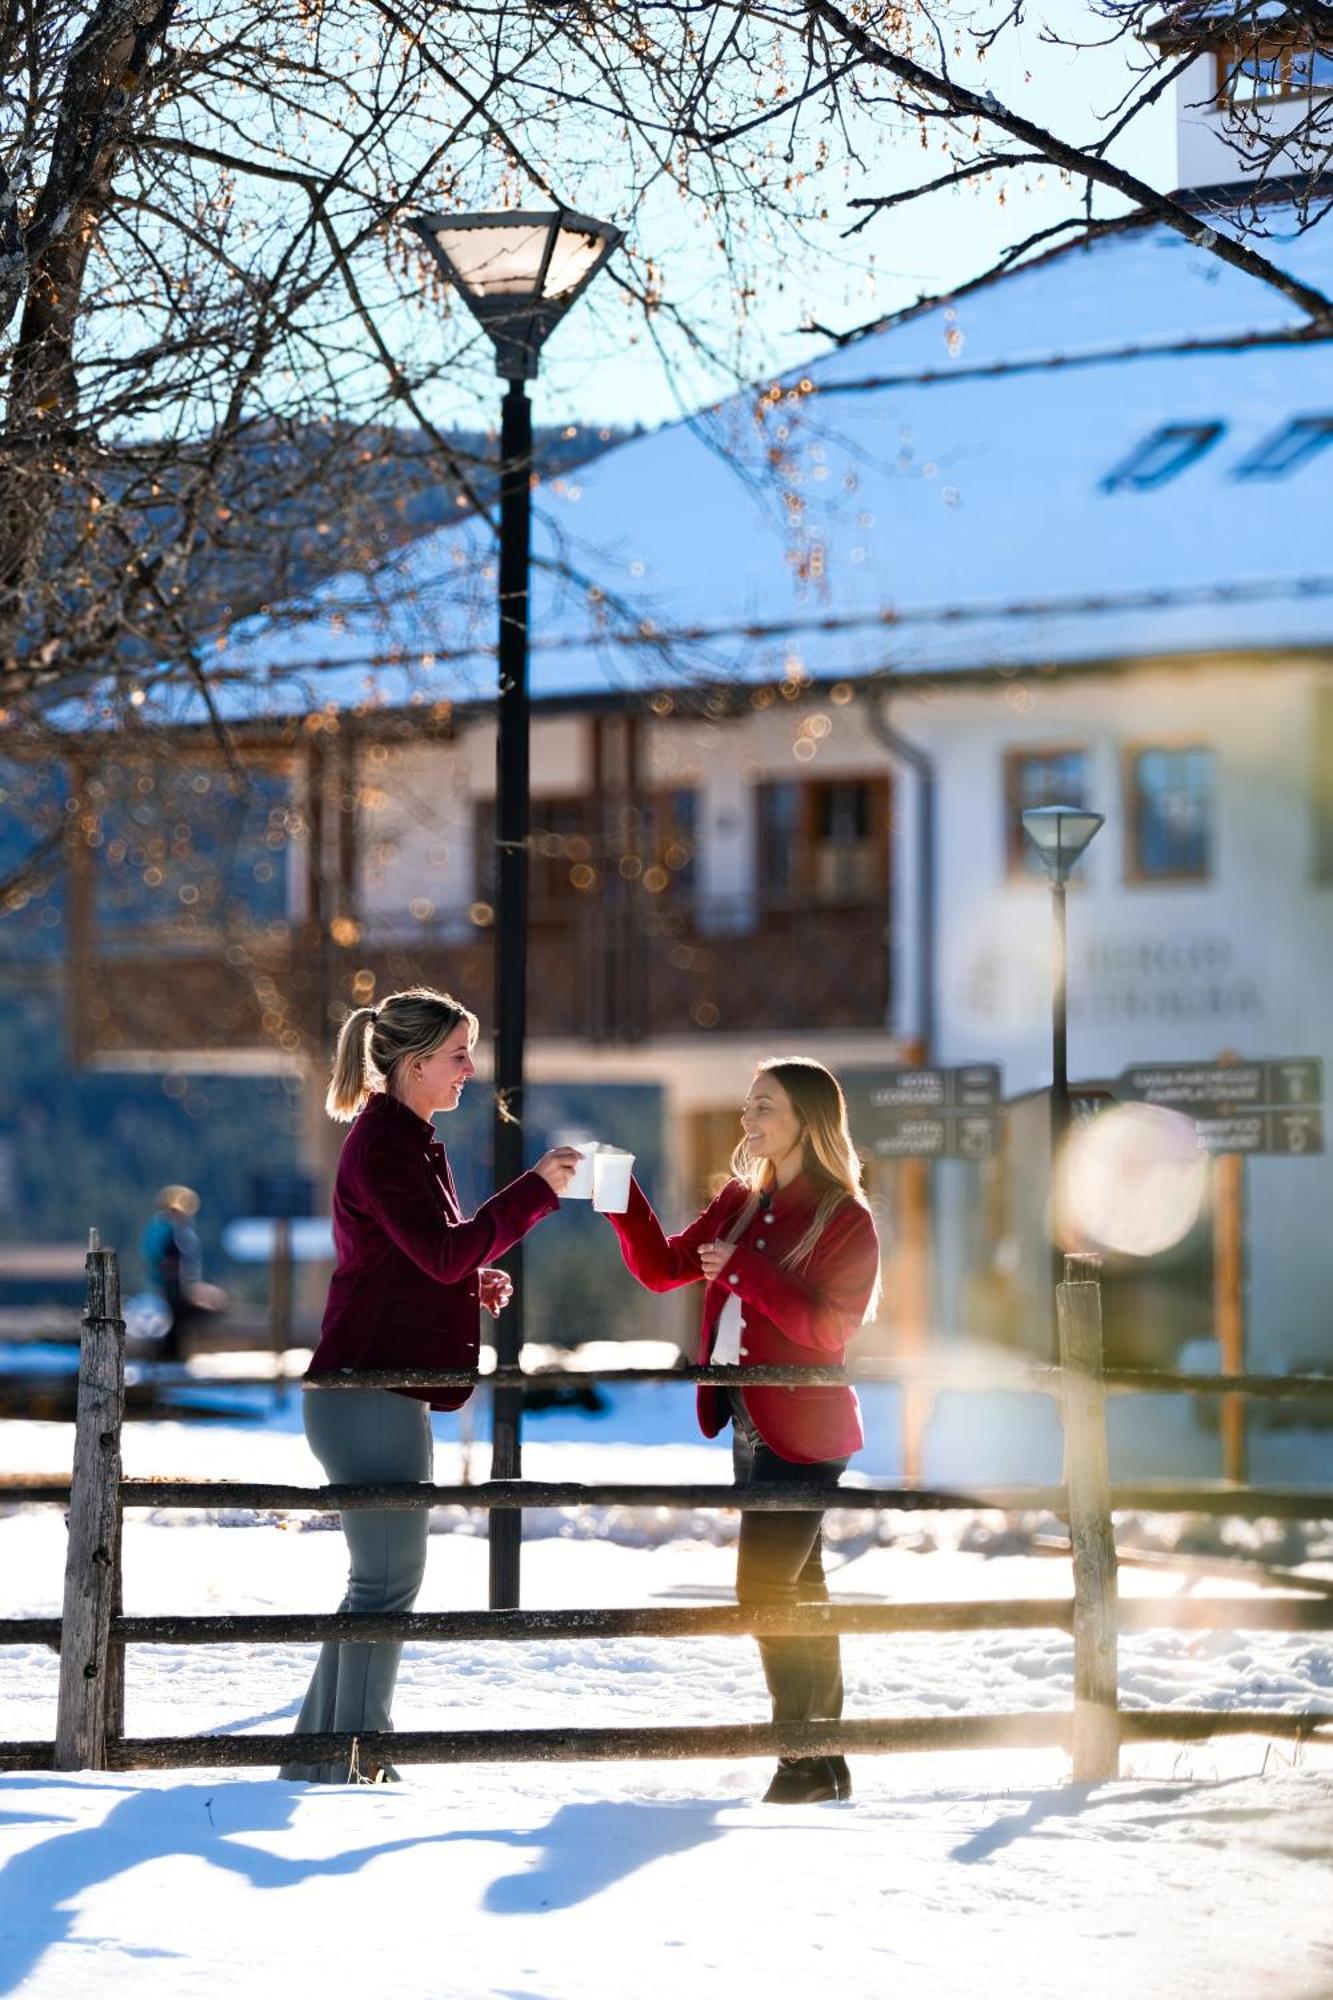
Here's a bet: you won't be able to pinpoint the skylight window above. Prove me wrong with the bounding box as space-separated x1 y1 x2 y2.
1101 423 1226 493
1233 416 1333 480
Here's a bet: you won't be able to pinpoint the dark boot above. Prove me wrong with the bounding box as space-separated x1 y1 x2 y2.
762 1756 851 1805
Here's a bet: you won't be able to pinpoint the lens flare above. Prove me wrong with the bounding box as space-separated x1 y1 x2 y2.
1057 1103 1208 1258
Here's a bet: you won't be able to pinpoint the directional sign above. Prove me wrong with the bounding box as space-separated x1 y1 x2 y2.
1267 1059 1324 1106
853 1064 1002 1112
1117 1058 1324 1155
861 1112 1001 1162
1118 1059 1322 1113
847 1065 1003 1161
1191 1111 1325 1157
249 1171 317 1220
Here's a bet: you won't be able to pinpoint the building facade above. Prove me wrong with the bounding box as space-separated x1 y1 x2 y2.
31 12 1333 1413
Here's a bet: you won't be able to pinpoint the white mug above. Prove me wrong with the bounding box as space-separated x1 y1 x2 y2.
562 1140 599 1200
592 1146 635 1214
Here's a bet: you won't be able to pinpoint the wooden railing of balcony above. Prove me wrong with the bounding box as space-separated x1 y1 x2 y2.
65 895 890 1057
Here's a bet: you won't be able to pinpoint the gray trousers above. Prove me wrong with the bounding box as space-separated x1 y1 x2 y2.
279 1386 432 1783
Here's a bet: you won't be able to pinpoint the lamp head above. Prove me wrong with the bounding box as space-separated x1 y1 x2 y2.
1021 803 1105 882
409 208 622 381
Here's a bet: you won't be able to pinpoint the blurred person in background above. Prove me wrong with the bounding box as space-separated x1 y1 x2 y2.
140 1185 226 1363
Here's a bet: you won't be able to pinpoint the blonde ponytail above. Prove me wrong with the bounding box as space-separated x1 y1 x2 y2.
325 986 479 1122
326 1007 379 1120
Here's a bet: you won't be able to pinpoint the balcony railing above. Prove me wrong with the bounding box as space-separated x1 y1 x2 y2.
65 893 891 1058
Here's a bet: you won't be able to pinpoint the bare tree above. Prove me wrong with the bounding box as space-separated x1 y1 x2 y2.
4 2 1331 718
4 0 1332 1064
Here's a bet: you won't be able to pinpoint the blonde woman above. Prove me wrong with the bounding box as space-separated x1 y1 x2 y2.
604 1057 880 1806
280 986 579 1784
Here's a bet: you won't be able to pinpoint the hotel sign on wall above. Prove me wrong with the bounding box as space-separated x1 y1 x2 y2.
847 1065 1003 1160
1118 1059 1324 1155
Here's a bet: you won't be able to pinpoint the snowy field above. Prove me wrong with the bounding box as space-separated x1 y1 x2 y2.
3 1363 1333 1998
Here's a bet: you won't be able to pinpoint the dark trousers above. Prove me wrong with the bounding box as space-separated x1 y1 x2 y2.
731 1397 848 1750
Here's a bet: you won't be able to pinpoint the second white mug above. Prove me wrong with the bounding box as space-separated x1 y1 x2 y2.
592 1146 635 1214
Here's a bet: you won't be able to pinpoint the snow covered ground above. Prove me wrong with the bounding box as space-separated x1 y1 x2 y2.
3 1367 1333 1997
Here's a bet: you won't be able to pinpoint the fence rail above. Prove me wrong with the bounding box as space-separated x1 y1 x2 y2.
4 1243 1332 1781
6 1475 1333 1518
250 1362 1333 1398
8 1593 1333 1654
3 1707 1331 1777
22 1359 1333 1400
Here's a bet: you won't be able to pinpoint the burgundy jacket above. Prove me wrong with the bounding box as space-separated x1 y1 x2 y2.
308 1091 558 1409
607 1171 879 1463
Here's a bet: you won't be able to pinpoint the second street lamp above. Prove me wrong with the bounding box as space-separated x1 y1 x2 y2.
409 208 622 1610
1022 803 1105 1305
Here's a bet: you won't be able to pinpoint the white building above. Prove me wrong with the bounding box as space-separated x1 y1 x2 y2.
68 10 1333 1425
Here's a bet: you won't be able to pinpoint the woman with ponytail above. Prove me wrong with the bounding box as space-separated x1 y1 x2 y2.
604 1057 881 1805
280 986 579 1784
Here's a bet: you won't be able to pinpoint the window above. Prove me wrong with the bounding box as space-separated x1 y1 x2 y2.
1101 423 1225 493
1234 416 1333 480
1216 40 1333 104
757 776 888 905
642 787 697 900
475 797 591 910
1128 748 1215 881
476 789 697 911
1005 748 1090 877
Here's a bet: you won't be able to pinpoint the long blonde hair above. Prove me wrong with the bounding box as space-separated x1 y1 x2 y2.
326 985 479 1122
725 1057 881 1320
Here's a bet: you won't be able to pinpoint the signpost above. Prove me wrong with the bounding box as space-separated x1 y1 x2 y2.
1116 1059 1323 1153
848 1064 1003 1162
248 1172 316 1220
844 1064 1004 1484
1116 1056 1325 1481
860 1112 1001 1161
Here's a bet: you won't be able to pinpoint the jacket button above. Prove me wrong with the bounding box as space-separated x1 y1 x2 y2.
739 1345 749 1358
763 1212 775 1224
755 1238 766 1249
728 1271 739 1283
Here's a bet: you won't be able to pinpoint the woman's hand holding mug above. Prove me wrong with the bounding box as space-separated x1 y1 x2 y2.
697 1240 736 1282
534 1146 584 1196
478 1266 513 1318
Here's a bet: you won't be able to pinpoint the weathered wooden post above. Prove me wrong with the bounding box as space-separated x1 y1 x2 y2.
54 1232 126 1770
1056 1250 1119 1782
1213 1151 1247 1484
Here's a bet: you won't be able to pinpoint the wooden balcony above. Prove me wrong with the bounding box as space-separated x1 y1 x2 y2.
68 895 891 1060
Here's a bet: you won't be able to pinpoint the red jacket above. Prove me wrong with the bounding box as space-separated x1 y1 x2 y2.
607 1171 879 1463
308 1091 558 1409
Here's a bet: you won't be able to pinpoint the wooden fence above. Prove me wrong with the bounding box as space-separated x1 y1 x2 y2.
2 1242 1332 1782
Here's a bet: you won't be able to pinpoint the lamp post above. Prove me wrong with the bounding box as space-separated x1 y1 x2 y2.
410 208 622 1609
1021 804 1105 1297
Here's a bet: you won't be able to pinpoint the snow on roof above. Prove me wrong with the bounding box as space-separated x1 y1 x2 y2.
1143 1 1298 46
179 196 1333 728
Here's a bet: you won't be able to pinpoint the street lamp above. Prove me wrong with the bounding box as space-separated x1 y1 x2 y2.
1022 804 1105 1282
410 207 622 1609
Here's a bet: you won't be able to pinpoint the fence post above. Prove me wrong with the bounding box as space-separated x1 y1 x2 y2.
54 1234 126 1771
1213 1151 1247 1484
1056 1250 1119 1782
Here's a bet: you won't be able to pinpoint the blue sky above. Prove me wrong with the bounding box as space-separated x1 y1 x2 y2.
469 2 1178 433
